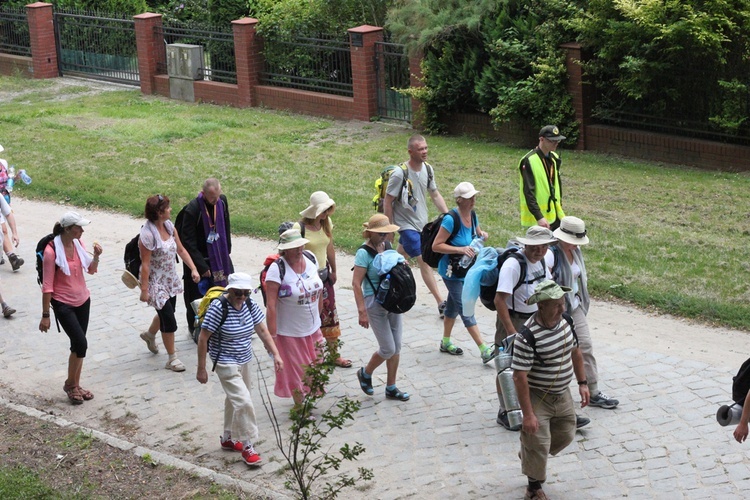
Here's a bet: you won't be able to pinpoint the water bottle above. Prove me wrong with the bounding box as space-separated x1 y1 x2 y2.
376 273 391 303
459 235 485 268
6 166 14 192
19 169 31 185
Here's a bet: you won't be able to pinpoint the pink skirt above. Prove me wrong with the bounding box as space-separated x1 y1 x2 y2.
274 329 325 399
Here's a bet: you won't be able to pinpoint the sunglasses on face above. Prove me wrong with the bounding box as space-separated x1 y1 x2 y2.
231 290 251 298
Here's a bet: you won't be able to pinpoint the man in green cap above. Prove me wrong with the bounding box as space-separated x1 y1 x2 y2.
512 280 589 500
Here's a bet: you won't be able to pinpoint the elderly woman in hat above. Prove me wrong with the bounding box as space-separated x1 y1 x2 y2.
432 182 493 363
39 211 103 405
196 272 283 467
265 228 325 411
138 194 201 372
352 214 411 401
545 216 619 410
298 191 350 368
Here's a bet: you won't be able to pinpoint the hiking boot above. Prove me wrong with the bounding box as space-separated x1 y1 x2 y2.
589 392 619 409
576 415 591 429
438 300 446 319
497 409 521 431
2 304 16 318
242 444 262 466
524 487 549 500
481 345 499 365
220 436 243 452
8 254 23 271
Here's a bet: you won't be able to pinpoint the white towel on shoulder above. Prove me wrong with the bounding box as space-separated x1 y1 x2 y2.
53 235 92 276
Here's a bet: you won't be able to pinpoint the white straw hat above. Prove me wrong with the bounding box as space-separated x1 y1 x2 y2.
300 191 336 219
553 216 589 245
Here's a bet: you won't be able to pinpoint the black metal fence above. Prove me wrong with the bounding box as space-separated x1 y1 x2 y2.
593 67 750 146
0 6 31 58
375 41 411 122
260 34 353 97
54 10 139 85
155 20 236 84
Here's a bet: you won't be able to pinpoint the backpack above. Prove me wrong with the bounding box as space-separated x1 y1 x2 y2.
732 357 750 405
35 233 55 287
372 163 434 213
479 247 524 311
123 234 141 279
501 313 578 366
421 209 477 269
258 250 316 306
192 287 253 371
360 245 417 314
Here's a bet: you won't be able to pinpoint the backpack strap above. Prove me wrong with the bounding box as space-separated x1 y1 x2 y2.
211 295 230 372
359 244 380 293
517 313 578 367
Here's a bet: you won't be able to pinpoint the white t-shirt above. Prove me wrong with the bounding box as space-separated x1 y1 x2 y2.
496 255 550 314
265 254 323 338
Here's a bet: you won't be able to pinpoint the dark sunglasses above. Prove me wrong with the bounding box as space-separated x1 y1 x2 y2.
231 290 251 298
560 227 587 238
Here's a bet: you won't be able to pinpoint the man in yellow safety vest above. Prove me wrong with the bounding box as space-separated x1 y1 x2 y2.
519 125 566 230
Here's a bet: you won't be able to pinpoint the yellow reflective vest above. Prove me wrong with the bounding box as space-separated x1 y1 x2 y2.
519 149 564 227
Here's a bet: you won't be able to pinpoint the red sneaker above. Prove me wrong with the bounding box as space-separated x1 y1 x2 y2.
219 436 243 452
242 445 262 466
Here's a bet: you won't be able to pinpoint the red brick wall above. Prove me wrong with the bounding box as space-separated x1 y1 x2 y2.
194 81 241 107
0 54 33 77
153 74 170 97
585 125 750 171
256 86 355 120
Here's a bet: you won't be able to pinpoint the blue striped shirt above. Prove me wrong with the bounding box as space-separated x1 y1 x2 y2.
202 296 265 365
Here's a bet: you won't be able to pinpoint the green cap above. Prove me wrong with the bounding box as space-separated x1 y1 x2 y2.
526 280 572 305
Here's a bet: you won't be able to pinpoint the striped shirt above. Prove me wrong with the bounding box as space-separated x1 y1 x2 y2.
511 316 578 395
202 296 265 365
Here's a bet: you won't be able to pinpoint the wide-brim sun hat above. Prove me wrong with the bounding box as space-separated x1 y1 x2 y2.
278 228 309 250
59 211 91 228
300 191 336 219
526 279 572 305
554 216 589 245
226 272 254 291
363 213 399 233
453 181 480 199
517 225 557 246
120 270 140 289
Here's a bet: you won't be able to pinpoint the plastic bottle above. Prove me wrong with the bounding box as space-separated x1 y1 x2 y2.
6 166 15 192
376 273 391 303
19 169 31 185
459 235 485 268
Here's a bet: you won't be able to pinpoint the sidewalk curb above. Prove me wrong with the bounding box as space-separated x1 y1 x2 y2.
0 397 291 500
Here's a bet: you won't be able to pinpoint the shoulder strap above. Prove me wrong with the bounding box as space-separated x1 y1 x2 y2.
448 209 460 240
276 258 287 281
359 244 379 292
211 295 230 372
562 312 578 344
425 163 434 187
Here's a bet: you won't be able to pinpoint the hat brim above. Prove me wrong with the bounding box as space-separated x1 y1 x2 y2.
457 189 480 199
278 237 310 250
121 270 140 290
226 281 254 291
516 236 557 246
300 200 336 219
553 228 589 246
367 223 400 233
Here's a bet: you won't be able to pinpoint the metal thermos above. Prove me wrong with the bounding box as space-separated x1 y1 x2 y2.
498 366 523 429
717 403 744 427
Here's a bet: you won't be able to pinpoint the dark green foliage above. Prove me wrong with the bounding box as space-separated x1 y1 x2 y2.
388 0 580 140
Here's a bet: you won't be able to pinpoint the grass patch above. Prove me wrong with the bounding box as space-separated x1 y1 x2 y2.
1 75 749 329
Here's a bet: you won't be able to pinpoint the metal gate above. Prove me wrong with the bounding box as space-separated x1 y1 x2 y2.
54 11 139 85
374 41 411 123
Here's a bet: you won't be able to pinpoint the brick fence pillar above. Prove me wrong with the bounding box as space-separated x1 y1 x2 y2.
409 52 424 130
26 2 57 79
348 25 383 122
560 42 592 150
232 17 261 108
134 13 163 95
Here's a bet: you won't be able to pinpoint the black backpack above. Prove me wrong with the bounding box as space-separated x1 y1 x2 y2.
421 209 476 269
35 233 55 287
732 357 750 405
124 234 141 279
501 313 578 366
479 247 531 311
360 245 416 314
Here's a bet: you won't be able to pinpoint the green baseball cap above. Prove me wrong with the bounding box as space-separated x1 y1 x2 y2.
526 280 572 305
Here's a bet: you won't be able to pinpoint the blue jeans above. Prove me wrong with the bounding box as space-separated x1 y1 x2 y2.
443 278 477 328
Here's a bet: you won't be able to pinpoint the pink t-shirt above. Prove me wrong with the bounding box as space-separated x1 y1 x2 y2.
42 241 91 307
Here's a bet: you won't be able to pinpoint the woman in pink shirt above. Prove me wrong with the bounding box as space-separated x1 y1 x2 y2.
39 212 102 405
